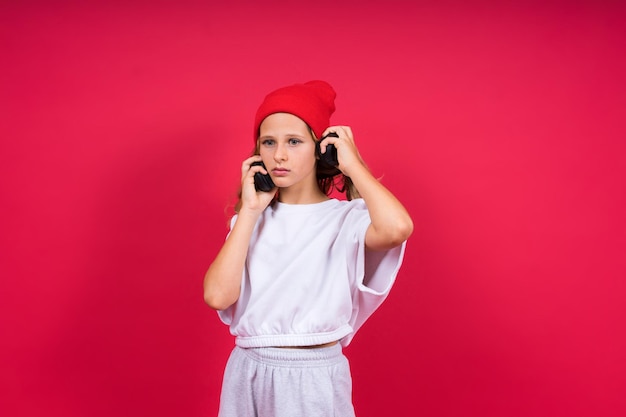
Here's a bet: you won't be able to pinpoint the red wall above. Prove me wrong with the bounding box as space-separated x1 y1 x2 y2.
1 2 625 416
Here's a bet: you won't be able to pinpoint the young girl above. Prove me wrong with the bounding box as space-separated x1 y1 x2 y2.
204 80 413 416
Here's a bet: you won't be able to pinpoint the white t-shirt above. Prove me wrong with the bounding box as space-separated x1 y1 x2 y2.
218 198 406 348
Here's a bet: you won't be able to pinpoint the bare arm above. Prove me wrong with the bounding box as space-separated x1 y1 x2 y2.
320 126 414 251
203 156 276 310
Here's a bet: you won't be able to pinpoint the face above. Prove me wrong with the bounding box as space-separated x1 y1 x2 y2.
258 113 318 192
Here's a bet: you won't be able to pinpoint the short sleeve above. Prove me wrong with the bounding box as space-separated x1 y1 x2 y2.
341 203 407 346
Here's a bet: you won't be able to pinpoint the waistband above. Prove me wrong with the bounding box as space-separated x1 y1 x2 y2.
235 343 345 368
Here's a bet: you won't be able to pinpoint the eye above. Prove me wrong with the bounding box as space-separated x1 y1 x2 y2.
288 138 302 146
261 139 275 147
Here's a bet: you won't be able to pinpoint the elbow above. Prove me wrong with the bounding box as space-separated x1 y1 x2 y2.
401 216 414 240
203 269 240 310
369 217 413 251
204 291 233 311
389 216 413 246
389 217 414 247
203 285 238 311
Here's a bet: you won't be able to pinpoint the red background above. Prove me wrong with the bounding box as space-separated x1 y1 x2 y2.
1 1 625 416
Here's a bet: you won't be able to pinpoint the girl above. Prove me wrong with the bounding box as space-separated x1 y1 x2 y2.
204 80 413 416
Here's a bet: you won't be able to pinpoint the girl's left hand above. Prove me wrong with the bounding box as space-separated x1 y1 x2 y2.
319 125 365 178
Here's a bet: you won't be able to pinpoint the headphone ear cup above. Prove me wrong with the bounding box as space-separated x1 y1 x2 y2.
317 132 339 167
251 161 275 192
319 144 338 167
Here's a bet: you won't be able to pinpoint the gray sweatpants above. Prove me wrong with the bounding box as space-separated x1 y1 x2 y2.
218 344 356 417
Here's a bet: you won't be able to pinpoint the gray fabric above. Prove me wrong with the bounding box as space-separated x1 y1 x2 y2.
218 345 356 417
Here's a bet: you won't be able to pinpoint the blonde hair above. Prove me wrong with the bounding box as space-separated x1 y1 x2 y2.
233 128 361 213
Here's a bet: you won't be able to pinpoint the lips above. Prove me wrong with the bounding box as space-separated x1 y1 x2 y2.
272 168 290 177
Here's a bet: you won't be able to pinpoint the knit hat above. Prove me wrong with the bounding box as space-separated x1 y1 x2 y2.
253 80 336 140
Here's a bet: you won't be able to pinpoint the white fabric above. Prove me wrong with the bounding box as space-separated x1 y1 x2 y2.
218 198 406 348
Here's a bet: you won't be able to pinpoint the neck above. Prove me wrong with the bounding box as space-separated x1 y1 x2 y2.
277 184 329 205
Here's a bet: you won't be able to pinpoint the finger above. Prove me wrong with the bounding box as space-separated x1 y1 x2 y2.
342 126 354 140
243 155 263 168
247 165 268 182
319 127 344 153
322 126 345 139
333 126 353 142
241 155 263 176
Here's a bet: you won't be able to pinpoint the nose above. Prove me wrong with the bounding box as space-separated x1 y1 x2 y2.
273 143 287 162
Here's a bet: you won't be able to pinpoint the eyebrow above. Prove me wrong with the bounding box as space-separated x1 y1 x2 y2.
259 132 307 139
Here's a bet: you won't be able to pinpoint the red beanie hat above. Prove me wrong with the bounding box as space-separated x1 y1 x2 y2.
253 80 336 141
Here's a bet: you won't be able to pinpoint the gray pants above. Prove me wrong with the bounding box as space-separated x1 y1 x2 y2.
218 344 356 417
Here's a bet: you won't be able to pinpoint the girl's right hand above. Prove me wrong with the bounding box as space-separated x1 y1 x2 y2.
240 156 276 214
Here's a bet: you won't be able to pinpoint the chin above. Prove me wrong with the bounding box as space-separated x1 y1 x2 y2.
274 182 293 189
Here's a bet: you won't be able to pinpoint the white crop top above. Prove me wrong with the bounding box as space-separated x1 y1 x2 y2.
217 198 406 348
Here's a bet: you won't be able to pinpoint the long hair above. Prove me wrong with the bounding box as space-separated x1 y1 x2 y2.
233 128 361 213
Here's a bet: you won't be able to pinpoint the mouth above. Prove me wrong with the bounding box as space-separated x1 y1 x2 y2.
272 168 290 177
